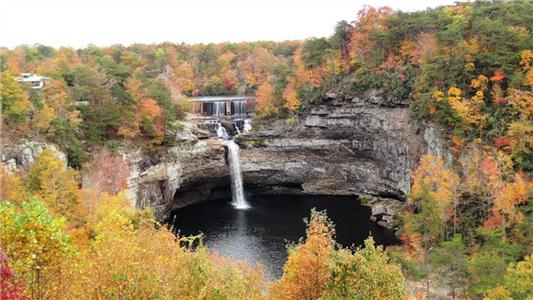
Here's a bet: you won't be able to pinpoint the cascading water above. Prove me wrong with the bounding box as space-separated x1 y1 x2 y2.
226 140 250 209
217 124 229 140
243 119 252 132
232 100 245 115
215 123 250 209
214 101 226 116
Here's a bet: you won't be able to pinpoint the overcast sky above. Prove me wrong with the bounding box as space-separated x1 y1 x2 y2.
0 0 456 49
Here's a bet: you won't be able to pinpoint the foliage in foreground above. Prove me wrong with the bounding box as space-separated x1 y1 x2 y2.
0 151 406 299
270 210 406 300
0 151 265 299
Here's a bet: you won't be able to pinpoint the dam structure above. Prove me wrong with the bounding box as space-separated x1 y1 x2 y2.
189 95 254 120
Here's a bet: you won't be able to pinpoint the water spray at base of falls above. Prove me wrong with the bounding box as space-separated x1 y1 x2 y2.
216 123 250 209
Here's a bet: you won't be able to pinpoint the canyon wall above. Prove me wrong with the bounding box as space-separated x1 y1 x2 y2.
2 90 448 226
122 132 229 219
238 102 427 200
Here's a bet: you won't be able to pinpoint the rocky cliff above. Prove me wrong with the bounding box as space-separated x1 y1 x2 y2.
238 91 428 200
123 130 229 220
1 90 447 227
233 90 435 227
1 140 67 172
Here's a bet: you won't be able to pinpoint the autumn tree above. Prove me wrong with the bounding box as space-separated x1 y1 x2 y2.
82 149 129 198
269 210 334 300
504 89 533 170
0 71 32 127
401 154 459 298
1 48 25 74
410 154 459 234
136 97 165 144
322 237 406 300
0 166 30 206
255 80 278 119
27 149 81 223
0 200 73 300
349 5 393 68
442 86 487 132
283 80 300 114
486 173 531 233
484 254 533 300
238 46 279 91
67 192 265 299
0 250 27 300
174 61 196 94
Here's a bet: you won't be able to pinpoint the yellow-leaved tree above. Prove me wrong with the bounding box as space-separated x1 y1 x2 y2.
410 154 459 233
255 80 278 119
322 237 406 300
67 192 265 299
270 209 406 300
0 165 30 206
0 200 74 300
0 71 32 129
269 209 334 300
283 80 300 114
27 149 81 224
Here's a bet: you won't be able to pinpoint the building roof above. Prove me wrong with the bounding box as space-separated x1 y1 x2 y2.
16 73 46 83
189 95 255 102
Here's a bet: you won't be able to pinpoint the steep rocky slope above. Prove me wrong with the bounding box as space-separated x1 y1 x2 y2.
123 133 229 219
238 102 427 199
2 91 447 227
233 90 435 227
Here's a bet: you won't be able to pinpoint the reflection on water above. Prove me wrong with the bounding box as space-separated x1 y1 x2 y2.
172 194 397 280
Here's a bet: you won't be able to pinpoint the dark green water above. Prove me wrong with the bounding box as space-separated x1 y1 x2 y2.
172 194 397 280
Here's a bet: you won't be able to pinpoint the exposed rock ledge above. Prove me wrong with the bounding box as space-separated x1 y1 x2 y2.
238 100 426 195
124 89 437 226
123 137 229 220
1 140 67 172
1 91 449 228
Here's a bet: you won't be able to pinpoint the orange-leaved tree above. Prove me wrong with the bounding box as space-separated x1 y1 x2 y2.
269 209 334 300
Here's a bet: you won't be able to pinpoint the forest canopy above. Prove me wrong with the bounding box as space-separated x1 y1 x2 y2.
0 1 532 299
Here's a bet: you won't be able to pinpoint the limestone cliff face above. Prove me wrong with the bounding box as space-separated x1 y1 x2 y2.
237 91 429 201
124 138 229 220
1 140 67 171
1 91 448 227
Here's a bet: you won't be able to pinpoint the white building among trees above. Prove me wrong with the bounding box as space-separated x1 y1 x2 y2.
15 73 46 90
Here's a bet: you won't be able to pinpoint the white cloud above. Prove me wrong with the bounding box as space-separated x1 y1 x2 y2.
0 0 455 48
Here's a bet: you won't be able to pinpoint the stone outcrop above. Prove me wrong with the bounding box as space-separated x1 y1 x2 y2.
1 139 67 172
123 137 229 220
2 90 447 228
238 90 428 200
233 90 435 227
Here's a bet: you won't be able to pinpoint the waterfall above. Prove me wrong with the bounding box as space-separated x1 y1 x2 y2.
217 124 229 140
243 119 252 132
233 100 245 115
226 140 250 209
216 123 250 209
214 101 225 116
